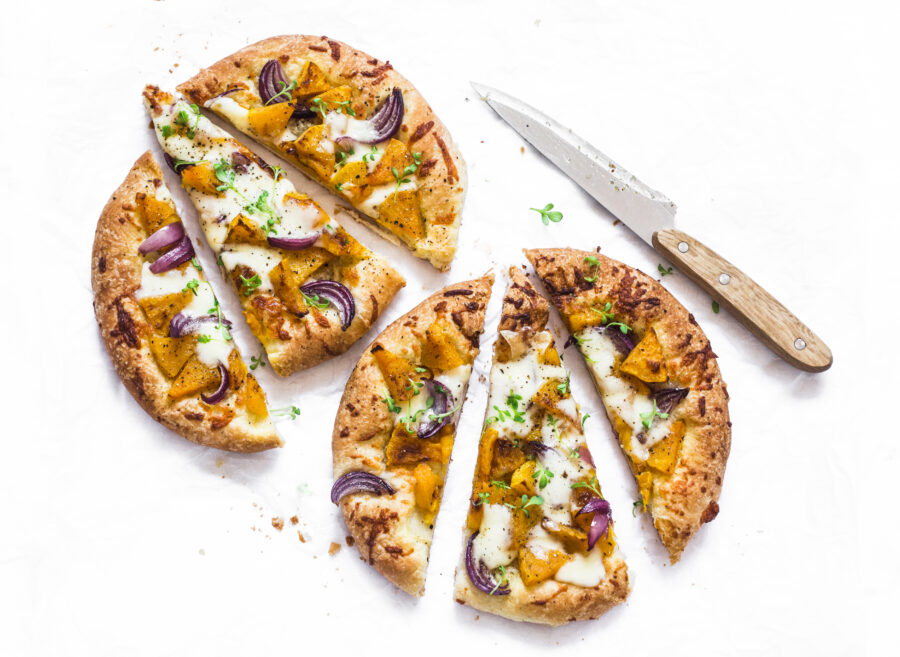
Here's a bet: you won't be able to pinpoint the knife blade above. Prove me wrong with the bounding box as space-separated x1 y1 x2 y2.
471 81 832 372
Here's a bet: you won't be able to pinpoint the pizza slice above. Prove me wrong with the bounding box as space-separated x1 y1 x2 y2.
142 85 405 377
330 275 493 595
177 35 466 271
526 248 731 563
91 152 281 452
453 267 629 625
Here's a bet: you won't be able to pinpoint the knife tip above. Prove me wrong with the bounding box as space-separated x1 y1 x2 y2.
469 81 491 101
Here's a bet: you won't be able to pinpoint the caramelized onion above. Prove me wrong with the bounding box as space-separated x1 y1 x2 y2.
200 363 230 404
148 234 194 274
300 280 356 330
258 59 290 105
139 222 184 255
267 231 320 251
169 313 232 338
653 387 689 414
576 497 612 550
330 471 395 503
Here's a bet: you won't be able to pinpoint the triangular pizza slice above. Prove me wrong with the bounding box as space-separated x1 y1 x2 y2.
526 248 731 563
453 267 629 625
177 35 466 271
142 85 405 377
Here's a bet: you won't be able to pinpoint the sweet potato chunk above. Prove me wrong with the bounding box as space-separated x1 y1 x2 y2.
168 355 221 400
376 189 424 246
181 162 222 196
270 248 333 315
420 319 467 371
372 345 426 402
248 102 294 138
565 310 605 333
138 291 193 334
620 327 667 383
518 546 573 586
538 342 561 366
531 379 570 417
292 125 335 179
136 193 178 234
292 61 331 100
510 460 538 497
510 506 542 552
646 420 686 475
148 335 196 378
224 213 268 247
541 518 589 553
366 139 414 186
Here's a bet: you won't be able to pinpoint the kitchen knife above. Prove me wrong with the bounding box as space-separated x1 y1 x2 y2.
471 81 832 373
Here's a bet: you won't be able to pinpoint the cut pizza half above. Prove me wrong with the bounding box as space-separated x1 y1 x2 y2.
177 35 466 271
91 151 281 452
453 267 629 626
526 248 731 563
142 85 405 377
330 275 493 595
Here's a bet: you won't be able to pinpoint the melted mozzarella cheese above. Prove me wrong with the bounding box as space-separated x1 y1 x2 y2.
219 245 278 292
537 445 591 525
577 329 673 461
554 545 606 587
206 96 250 130
473 504 516 569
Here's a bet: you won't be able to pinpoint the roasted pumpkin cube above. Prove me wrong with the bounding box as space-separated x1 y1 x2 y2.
180 162 222 196
310 85 353 110
491 439 527 479
224 213 268 247
620 327 667 383
292 61 331 100
566 310 605 333
366 140 415 186
331 160 369 200
320 226 367 258
375 189 424 246
168 355 221 400
510 460 538 497
646 420 686 475
538 342 561 366
518 546 573 586
138 291 193 334
136 193 178 234
466 502 484 532
531 378 570 417
248 102 294 138
637 471 653 506
282 192 330 228
148 335 196 378
244 294 289 342
227 350 248 392
475 426 499 481
420 318 467 371
292 124 335 179
412 462 442 512
371 345 427 402
511 505 543 552
384 424 444 466
242 374 269 419
541 518 589 553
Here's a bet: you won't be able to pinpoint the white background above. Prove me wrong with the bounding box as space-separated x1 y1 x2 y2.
1 1 895 655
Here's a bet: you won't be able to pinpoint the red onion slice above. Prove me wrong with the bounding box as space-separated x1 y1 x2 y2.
416 380 456 439
149 234 195 274
231 151 254 173
523 440 558 458
652 387 689 414
267 231 321 251
169 313 232 338
599 324 636 355
139 222 185 255
465 532 510 595
576 498 613 550
330 471 395 503
258 59 290 105
300 280 356 330
345 88 404 144
201 362 230 404
214 87 241 99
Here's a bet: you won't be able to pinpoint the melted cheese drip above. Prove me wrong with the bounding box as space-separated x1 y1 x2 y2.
577 329 673 461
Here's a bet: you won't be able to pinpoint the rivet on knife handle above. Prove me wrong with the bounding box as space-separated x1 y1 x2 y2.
652 228 832 372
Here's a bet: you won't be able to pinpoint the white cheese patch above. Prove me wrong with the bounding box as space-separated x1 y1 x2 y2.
537 445 591 525
554 545 607 587
219 245 278 292
473 504 516 569
206 96 250 131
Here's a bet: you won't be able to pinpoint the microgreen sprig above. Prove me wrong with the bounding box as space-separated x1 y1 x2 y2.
658 264 673 277
640 399 669 430
583 255 600 282
532 465 554 489
505 494 544 517
239 273 262 297
250 353 266 371
266 80 297 106
571 476 602 498
530 202 563 225
271 405 302 420
183 279 200 296
301 290 330 309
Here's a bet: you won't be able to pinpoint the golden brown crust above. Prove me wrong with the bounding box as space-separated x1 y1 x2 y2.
452 268 630 625
332 275 494 595
526 248 731 562
91 152 281 452
177 35 466 271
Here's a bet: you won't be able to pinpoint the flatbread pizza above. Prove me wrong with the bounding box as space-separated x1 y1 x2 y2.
453 268 629 625
91 151 281 452
330 275 493 595
526 248 731 562
143 85 405 377
177 35 466 271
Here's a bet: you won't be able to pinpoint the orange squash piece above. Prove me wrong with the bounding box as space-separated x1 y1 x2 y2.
531 379 570 417
366 139 415 186
242 374 269 419
636 471 653 506
491 439 527 479
224 213 268 247
371 346 427 402
247 102 294 138
619 327 667 383
136 193 178 234
292 61 331 100
292 124 335 179
646 420 686 475
168 355 221 400
180 162 222 196
541 518 589 553
510 461 538 497
420 319 467 371
518 546 573 586
376 189 424 246
138 291 193 334
310 85 353 110
475 426 500 481
320 226 366 258
331 160 369 200
385 424 444 466
412 462 442 512
148 335 196 378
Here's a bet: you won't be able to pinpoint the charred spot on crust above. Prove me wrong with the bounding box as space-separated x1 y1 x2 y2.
433 301 447 312
698 396 706 416
443 288 473 297
339 427 350 438
370 344 385 354
409 121 435 145
433 132 458 183
326 39 341 61
98 257 107 273
308 44 328 52
115 299 139 347
184 411 204 421
700 501 720 524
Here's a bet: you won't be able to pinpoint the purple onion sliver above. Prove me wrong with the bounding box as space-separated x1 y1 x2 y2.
465 532 509 595
300 280 356 331
355 87 404 144
139 222 184 255
601 324 636 355
564 334 576 350
169 313 232 338
214 87 241 99
652 387 690 414
258 59 290 105
267 231 321 251
231 151 254 174
417 380 455 439
576 497 612 550
148 234 194 274
200 363 230 404
330 471 395 504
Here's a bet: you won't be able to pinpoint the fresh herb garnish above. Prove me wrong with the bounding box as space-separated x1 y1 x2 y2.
213 159 241 196
190 257 203 272
335 99 356 116
490 480 511 490
250 353 266 370
530 202 563 225
206 298 232 341
399 396 434 432
632 499 644 516
310 96 329 120
301 290 330 309
639 399 669 429
160 125 174 138
270 165 286 182
197 335 211 343
382 396 402 414
362 146 379 163
244 190 280 234
391 160 418 196
266 79 297 106
239 273 262 297
658 264 673 277
505 494 544 517
476 491 491 506
556 375 570 396
590 302 615 323
712 300 720 314
183 279 200 296
583 255 600 282
571 476 602 498
490 564 509 595
334 182 344 191
532 465 554 489
581 412 591 429
271 405 302 420
174 103 201 138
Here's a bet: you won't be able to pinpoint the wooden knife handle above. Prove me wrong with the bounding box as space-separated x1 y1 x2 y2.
652 228 832 372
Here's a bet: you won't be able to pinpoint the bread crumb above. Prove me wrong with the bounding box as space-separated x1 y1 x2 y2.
613 219 621 226
328 542 341 556
271 517 284 531
345 535 355 547
290 515 299 526
198 549 205 556
520 146 525 154
297 531 306 543
216 459 224 468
